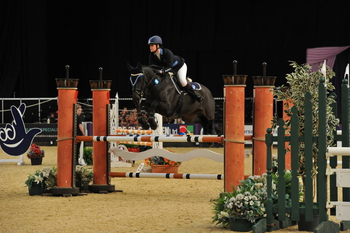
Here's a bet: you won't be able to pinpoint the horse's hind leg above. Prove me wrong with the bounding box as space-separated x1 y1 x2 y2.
198 114 216 135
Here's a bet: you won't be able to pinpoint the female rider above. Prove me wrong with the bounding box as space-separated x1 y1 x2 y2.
148 35 203 102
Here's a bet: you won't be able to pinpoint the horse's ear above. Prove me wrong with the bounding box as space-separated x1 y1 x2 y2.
137 62 143 71
126 63 134 72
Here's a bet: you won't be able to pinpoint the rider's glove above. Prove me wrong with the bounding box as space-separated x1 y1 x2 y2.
157 69 164 74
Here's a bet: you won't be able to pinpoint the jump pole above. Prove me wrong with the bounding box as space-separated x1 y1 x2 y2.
110 172 223 180
51 65 80 196
76 135 223 143
223 64 247 192
89 68 115 193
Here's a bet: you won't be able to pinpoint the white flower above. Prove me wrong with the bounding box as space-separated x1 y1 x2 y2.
217 211 229 219
236 193 244 200
34 175 43 184
249 201 254 205
272 183 276 190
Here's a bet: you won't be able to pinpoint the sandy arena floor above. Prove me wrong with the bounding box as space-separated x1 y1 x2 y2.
0 146 349 233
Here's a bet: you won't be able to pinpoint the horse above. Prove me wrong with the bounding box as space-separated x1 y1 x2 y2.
127 63 216 135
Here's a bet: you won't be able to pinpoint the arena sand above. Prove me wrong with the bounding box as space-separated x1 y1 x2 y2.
0 146 348 233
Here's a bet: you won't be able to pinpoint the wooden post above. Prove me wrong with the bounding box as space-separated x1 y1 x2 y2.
51 73 80 196
253 86 274 175
89 77 115 193
224 84 246 191
283 99 293 170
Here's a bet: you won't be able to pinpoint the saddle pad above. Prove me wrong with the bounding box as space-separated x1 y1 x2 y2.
190 82 201 90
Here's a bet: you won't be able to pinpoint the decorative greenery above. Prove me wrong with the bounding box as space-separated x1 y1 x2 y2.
75 166 93 184
144 154 181 167
25 166 57 190
212 175 267 225
27 143 45 158
25 166 94 191
212 172 295 226
83 147 93 165
272 61 339 191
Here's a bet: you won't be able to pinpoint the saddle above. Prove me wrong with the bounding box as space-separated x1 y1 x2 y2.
169 73 202 94
166 73 202 118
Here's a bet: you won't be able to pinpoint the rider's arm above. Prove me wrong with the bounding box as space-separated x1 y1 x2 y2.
163 48 174 72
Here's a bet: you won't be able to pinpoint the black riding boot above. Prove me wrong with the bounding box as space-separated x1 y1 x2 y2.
184 83 203 102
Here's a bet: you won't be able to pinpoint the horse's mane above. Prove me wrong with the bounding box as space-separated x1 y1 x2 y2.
142 65 157 77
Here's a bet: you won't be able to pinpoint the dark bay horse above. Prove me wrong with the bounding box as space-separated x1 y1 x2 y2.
127 63 216 135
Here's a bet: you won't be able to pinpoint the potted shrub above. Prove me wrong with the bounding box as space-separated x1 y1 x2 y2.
25 167 57 195
83 147 93 165
27 143 45 165
273 61 339 192
272 61 339 230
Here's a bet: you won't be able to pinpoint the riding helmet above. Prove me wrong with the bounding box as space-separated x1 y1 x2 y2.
148 35 162 45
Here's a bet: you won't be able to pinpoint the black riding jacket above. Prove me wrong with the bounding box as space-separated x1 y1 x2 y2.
148 48 184 72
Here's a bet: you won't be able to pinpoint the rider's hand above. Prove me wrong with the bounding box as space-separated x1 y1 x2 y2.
157 69 164 74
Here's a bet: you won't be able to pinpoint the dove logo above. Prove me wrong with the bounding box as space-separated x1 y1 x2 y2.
0 104 42 156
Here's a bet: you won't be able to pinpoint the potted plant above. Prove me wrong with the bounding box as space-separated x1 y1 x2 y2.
83 147 93 165
27 143 45 165
212 175 268 231
273 61 338 179
272 61 339 230
25 166 57 195
212 172 294 231
75 166 93 192
144 155 181 173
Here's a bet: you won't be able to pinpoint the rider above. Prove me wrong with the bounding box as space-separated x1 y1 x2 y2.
148 35 203 102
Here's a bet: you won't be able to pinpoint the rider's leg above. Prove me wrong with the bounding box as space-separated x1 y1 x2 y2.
178 63 203 102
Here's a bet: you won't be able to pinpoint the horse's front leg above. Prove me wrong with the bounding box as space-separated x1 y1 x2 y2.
148 100 159 130
137 110 150 129
134 102 150 130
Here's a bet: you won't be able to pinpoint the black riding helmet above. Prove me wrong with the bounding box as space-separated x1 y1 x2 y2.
148 35 162 46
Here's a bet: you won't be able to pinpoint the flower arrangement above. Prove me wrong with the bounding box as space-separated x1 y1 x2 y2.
144 155 181 167
212 175 267 225
25 166 57 190
212 171 295 227
27 143 45 158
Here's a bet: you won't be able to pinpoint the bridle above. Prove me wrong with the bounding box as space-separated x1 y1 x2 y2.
129 71 157 98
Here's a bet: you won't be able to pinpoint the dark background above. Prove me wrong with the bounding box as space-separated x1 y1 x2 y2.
1 0 350 102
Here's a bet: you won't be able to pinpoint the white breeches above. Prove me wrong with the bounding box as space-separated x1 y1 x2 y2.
177 63 187 87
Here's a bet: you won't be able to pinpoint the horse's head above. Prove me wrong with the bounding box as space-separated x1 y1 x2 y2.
127 62 159 99
127 62 146 105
